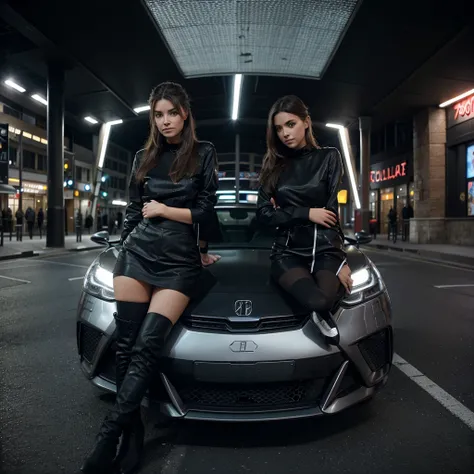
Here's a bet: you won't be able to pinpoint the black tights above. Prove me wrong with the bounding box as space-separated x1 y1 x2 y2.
276 267 344 314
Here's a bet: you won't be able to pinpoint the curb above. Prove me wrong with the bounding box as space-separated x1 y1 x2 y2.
0 245 103 262
0 250 39 261
365 243 474 269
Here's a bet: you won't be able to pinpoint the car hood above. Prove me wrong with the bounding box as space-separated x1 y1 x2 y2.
98 246 368 318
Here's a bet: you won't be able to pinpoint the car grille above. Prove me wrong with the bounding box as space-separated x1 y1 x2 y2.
175 379 325 410
358 328 392 372
181 314 309 334
78 323 102 364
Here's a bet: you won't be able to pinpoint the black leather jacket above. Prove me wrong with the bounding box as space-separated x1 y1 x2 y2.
257 146 345 259
120 141 218 244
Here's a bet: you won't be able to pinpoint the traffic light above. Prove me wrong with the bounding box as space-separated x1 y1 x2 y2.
63 176 74 188
101 191 108 198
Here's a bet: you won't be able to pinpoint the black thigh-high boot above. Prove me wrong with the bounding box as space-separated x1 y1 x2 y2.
312 283 346 345
113 302 149 471
80 313 173 474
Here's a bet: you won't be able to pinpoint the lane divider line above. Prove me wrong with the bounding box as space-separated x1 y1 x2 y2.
393 353 474 431
365 248 474 273
0 274 31 284
42 260 89 269
433 284 474 289
68 276 85 281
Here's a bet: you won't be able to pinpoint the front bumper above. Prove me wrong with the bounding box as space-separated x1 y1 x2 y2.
77 290 393 422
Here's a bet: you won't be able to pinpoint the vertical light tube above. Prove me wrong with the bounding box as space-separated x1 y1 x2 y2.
232 74 243 121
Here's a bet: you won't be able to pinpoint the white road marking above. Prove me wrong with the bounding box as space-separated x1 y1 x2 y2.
42 260 89 269
68 276 85 281
433 284 474 289
366 248 474 273
393 353 474 431
0 274 31 284
0 263 44 270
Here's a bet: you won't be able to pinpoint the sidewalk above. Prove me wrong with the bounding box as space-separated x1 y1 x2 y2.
0 233 104 261
363 236 474 268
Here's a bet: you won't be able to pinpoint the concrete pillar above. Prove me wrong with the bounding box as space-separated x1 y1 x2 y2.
46 62 65 248
410 107 447 243
359 117 371 231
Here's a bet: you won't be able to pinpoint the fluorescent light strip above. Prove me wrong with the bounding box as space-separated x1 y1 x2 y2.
326 123 361 210
112 200 127 206
439 88 474 108
84 116 99 124
107 119 123 126
98 123 111 169
232 74 243 121
218 195 236 200
32 94 47 106
134 105 150 113
5 79 26 93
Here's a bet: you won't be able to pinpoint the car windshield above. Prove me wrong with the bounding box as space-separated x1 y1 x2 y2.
211 206 276 249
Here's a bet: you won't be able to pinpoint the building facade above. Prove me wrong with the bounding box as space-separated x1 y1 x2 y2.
0 96 132 234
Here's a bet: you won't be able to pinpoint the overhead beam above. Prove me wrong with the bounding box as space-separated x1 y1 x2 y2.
0 1 138 116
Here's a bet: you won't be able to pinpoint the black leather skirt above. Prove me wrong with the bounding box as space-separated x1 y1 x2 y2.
270 223 346 281
113 218 201 297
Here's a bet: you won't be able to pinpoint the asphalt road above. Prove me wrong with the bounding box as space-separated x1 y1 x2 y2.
0 248 473 474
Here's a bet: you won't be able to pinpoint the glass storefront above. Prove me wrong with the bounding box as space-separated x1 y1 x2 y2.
7 179 48 215
445 92 474 219
370 182 414 235
370 190 378 222
380 187 394 235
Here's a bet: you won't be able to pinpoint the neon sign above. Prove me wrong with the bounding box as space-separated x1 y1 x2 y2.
370 162 407 184
453 94 474 121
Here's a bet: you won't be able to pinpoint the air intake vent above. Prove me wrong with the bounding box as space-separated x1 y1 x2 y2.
78 323 102 364
358 329 392 372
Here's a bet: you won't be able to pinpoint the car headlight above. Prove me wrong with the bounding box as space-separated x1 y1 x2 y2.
83 260 115 301
342 260 385 306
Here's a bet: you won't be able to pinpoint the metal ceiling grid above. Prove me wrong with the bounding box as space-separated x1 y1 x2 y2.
143 0 362 79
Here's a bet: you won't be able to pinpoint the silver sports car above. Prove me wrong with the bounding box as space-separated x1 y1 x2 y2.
76 205 393 422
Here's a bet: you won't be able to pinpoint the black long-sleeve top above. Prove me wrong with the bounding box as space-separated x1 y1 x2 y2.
120 141 218 243
257 146 345 257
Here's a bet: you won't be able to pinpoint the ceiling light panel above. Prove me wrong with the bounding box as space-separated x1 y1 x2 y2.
143 0 361 79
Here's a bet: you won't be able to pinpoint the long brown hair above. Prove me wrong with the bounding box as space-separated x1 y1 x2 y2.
136 82 198 182
259 95 319 193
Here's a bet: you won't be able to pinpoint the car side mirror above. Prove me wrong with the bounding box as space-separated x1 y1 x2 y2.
91 230 110 246
355 230 372 246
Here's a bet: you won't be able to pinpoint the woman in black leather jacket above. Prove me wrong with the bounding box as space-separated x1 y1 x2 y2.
257 95 353 345
80 82 219 474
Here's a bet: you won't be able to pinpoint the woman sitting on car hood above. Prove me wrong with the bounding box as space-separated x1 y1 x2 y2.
257 95 353 345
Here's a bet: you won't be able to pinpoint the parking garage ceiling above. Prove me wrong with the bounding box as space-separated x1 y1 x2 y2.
143 0 362 79
0 0 473 153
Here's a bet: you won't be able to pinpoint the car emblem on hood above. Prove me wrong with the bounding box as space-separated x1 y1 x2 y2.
234 300 252 316
230 341 258 353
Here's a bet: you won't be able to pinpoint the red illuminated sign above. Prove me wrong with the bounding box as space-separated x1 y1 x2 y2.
453 95 474 121
370 162 407 184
